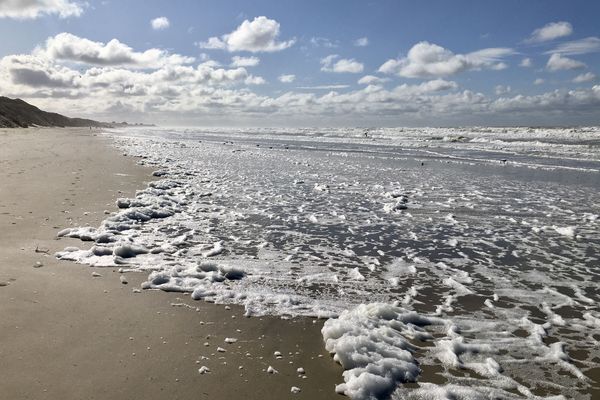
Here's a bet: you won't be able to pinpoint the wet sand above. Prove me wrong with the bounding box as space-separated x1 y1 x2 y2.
0 128 341 400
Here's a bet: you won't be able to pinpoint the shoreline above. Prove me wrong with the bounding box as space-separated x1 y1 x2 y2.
0 127 342 400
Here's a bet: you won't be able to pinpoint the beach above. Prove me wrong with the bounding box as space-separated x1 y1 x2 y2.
1 126 599 400
2 2 599 398
56 126 600 399
0 128 341 400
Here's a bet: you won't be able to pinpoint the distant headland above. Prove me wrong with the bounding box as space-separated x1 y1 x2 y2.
0 96 154 128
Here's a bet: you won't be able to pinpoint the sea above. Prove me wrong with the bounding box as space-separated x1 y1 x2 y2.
57 126 600 400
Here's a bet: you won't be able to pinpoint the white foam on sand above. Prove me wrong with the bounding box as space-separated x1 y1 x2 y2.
322 303 440 399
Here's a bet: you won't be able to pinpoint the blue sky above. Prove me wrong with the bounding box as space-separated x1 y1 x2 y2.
0 0 599 126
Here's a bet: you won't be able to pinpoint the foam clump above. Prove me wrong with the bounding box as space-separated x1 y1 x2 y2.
435 337 493 369
348 267 365 281
91 246 113 256
394 383 505 400
552 225 576 238
314 183 329 192
138 262 247 300
57 227 98 241
322 303 443 400
203 241 224 257
198 366 210 374
57 177 184 246
382 193 409 213
114 244 148 258
267 366 278 374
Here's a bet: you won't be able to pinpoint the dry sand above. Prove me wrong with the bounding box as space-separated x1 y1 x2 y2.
0 128 342 400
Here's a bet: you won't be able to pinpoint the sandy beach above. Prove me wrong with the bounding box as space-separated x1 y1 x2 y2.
0 128 341 400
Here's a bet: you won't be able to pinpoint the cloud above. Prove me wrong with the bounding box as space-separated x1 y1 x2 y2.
2 33 599 125
198 37 227 50
378 42 514 78
321 55 364 73
491 86 600 115
230 56 260 67
534 78 545 85
296 84 350 90
278 74 295 83
5 50 600 125
194 65 250 84
354 37 369 47
0 0 83 19
244 75 266 85
288 81 476 117
151 17 170 30
357 75 388 85
573 72 596 83
10 68 69 87
1 54 255 94
546 37 600 55
310 37 338 48
520 58 532 67
2 55 78 88
526 21 573 43
39 32 194 68
495 85 511 95
198 16 295 53
409 79 457 93
546 53 586 71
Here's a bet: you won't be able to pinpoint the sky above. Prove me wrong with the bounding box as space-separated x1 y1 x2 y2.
0 0 599 126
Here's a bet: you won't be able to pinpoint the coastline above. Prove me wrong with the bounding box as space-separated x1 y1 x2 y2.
0 127 341 400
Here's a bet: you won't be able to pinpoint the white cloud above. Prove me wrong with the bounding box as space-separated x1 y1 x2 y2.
573 72 596 83
321 55 364 73
526 21 573 43
244 75 266 85
197 59 220 68
151 17 170 30
1 54 254 92
194 65 249 84
38 32 194 68
198 16 295 53
296 84 349 90
546 37 600 55
520 58 532 68
278 74 295 83
546 53 586 71
534 78 545 85
378 42 514 78
377 59 401 74
198 37 227 50
495 85 511 95
331 59 364 74
354 37 369 47
230 56 260 67
491 86 600 115
469 48 510 70
0 0 83 19
357 75 388 85
411 79 457 93
310 37 338 48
